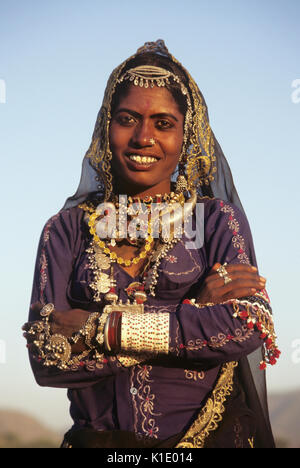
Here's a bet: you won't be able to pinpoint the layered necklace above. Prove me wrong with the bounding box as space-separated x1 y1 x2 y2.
80 189 197 316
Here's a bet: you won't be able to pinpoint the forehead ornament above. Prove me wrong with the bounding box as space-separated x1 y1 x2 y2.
117 65 182 90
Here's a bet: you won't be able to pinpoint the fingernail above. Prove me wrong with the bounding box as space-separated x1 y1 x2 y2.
251 288 257 292
259 277 266 282
251 267 258 271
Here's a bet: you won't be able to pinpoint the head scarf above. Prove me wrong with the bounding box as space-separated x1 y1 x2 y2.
62 40 272 444
63 40 243 210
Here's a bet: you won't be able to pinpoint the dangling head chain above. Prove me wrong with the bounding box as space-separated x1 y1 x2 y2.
85 40 217 201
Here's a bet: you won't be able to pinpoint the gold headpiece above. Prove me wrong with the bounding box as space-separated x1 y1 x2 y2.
117 65 182 88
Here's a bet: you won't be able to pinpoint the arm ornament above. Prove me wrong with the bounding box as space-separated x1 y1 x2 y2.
182 291 280 370
24 304 107 371
231 292 280 369
121 312 170 355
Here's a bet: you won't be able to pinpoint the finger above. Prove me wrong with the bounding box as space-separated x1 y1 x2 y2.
225 263 258 272
29 302 45 321
211 263 222 271
22 330 37 345
219 277 266 293
211 263 258 272
208 264 259 282
222 287 262 301
225 270 266 286
23 331 33 341
207 267 266 287
205 273 266 291
22 321 39 332
226 266 266 283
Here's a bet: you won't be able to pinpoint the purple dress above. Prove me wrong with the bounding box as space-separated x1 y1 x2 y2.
28 197 269 446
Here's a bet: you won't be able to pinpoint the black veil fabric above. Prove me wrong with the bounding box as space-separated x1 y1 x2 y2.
62 41 274 447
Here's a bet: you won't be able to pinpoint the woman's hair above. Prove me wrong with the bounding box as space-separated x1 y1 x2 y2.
110 52 189 117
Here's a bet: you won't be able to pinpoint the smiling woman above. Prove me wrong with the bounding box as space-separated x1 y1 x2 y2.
23 40 279 449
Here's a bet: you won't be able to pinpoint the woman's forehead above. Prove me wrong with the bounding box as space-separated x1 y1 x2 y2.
114 85 181 114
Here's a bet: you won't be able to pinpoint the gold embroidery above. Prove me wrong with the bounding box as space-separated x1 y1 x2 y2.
161 241 201 277
131 365 161 439
185 326 254 351
39 214 60 304
176 361 238 448
220 203 250 264
184 370 205 381
248 437 254 448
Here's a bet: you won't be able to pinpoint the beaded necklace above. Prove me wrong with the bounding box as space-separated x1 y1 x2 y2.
81 189 197 320
82 190 185 267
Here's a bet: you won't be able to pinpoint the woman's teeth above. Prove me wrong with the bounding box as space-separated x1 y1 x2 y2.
129 155 158 164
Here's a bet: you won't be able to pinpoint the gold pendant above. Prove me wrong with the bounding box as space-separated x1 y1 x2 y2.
44 334 72 369
94 249 111 270
96 273 111 294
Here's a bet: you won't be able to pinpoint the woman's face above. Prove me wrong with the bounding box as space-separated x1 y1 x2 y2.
109 84 184 196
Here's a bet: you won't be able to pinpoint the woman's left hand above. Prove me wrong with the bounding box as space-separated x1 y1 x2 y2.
196 263 266 305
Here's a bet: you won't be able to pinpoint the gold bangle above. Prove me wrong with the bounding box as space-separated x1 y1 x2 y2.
96 312 109 347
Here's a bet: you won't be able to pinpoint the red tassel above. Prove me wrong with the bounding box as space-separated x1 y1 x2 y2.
259 361 267 370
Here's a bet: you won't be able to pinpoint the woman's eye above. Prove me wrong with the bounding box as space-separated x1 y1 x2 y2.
156 119 173 130
116 115 136 126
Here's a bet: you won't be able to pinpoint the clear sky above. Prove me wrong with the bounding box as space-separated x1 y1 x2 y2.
0 0 299 431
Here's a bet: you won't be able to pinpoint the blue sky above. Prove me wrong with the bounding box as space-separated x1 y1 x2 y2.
0 0 299 431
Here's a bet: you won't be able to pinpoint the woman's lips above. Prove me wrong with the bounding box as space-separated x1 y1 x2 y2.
125 153 160 171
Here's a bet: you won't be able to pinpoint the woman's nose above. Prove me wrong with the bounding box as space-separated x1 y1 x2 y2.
130 121 153 148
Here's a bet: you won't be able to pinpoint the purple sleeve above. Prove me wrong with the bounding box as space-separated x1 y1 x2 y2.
28 209 123 389
168 200 264 367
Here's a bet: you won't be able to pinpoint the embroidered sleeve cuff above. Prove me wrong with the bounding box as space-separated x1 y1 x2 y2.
121 312 170 355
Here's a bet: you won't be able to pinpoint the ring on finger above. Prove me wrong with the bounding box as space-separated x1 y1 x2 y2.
217 263 232 285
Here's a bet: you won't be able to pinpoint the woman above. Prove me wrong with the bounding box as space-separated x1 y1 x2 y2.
23 40 279 448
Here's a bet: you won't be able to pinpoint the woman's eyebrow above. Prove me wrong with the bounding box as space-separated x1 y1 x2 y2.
115 108 141 118
151 112 178 122
115 108 178 122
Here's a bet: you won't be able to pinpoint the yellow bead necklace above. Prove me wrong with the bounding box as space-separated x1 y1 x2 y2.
87 210 154 267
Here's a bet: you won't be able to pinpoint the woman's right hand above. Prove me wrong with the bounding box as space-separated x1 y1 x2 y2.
196 263 266 305
23 303 94 353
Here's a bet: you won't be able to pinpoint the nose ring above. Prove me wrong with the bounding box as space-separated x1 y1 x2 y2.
149 138 155 146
